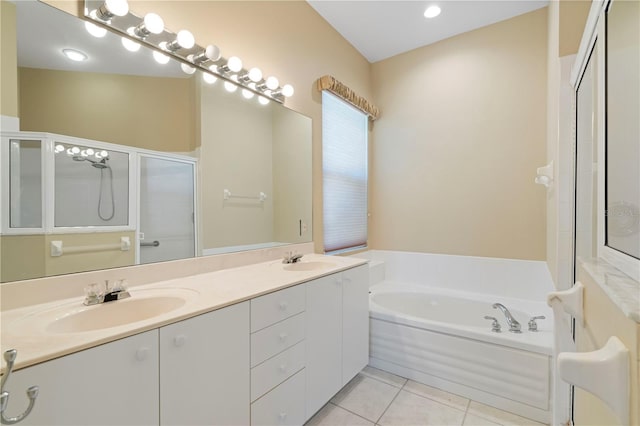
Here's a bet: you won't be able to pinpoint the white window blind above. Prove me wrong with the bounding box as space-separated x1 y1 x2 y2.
322 91 368 253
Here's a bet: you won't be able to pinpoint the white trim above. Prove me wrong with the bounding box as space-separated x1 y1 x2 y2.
570 0 608 87
0 115 19 132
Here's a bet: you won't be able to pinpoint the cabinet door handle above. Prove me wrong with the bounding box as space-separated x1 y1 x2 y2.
136 347 149 361
278 301 288 311
343 276 352 284
173 335 187 347
279 333 288 342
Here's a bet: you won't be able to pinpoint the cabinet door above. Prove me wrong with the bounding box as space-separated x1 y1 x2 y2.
305 274 342 419
342 265 369 385
6 330 159 426
159 302 249 426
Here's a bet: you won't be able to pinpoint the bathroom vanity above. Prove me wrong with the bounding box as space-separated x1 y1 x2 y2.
0 255 369 425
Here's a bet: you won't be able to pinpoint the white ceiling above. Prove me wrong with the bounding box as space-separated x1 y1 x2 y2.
307 0 549 63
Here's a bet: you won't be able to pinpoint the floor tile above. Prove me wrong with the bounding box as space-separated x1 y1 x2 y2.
467 402 547 426
360 366 408 388
403 380 469 411
463 413 501 426
306 403 374 426
378 390 466 426
331 375 401 422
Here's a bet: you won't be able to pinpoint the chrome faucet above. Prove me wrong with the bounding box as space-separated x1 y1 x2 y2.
492 303 521 333
282 252 303 264
84 279 131 306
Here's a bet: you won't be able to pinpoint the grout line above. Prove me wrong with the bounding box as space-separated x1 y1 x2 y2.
374 386 402 425
328 402 380 425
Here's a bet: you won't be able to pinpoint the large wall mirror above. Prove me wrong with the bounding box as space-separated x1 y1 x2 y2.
0 0 312 282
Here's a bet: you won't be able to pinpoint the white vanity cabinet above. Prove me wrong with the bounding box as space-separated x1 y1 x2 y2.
305 264 369 420
159 301 250 426
6 330 159 426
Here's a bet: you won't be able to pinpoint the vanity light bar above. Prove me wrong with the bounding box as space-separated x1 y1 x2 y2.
83 0 294 104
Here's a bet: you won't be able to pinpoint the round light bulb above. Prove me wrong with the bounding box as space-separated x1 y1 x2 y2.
153 50 170 64
176 30 195 49
281 84 294 98
71 146 80 154
66 148 74 155
95 152 103 159
55 144 65 153
258 96 270 105
209 65 219 74
224 81 238 93
204 45 221 61
100 150 109 158
227 56 243 73
265 76 279 90
248 67 262 83
242 89 254 99
144 13 164 34
104 0 129 17
121 37 141 52
181 63 196 75
81 150 89 157
203 72 217 84
424 5 441 18
86 148 95 156
62 48 88 62
85 21 107 38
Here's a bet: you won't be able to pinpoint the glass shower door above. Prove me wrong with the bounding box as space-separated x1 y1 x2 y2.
139 155 196 265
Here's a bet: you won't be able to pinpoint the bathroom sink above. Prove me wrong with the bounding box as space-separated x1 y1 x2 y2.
14 288 198 334
282 261 336 271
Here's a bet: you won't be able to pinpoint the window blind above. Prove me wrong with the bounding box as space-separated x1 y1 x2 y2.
322 91 368 253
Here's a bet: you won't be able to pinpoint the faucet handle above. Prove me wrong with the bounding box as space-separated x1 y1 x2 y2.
528 315 546 332
484 316 501 333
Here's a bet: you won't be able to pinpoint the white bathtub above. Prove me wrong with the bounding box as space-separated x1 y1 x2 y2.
356 250 554 424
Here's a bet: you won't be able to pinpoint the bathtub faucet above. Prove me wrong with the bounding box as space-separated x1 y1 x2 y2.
492 303 521 333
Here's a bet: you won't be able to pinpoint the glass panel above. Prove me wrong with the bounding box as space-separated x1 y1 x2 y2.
139 156 195 264
53 142 129 227
605 0 640 260
9 139 42 228
575 49 597 264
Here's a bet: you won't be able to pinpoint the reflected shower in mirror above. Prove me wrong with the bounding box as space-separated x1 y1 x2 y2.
0 1 312 282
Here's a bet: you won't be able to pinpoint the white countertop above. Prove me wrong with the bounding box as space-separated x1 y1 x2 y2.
1 254 367 373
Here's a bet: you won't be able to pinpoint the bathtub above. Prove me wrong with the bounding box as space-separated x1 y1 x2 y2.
356 250 554 424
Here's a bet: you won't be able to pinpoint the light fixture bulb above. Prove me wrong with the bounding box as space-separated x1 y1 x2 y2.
164 30 195 51
248 67 263 83
242 89 254 99
181 63 196 75
85 21 107 38
258 96 270 105
86 148 95 156
121 37 141 52
71 146 81 154
190 45 221 64
62 48 88 62
203 72 217 84
265 76 279 90
55 144 65 153
81 150 89 157
66 148 74 156
224 81 238 92
95 152 103 159
94 0 129 21
226 56 243 73
153 50 170 64
424 5 441 18
281 84 294 98
100 150 109 158
131 12 164 38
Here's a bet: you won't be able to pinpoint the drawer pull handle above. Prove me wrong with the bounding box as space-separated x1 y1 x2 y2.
136 347 149 361
279 301 288 311
279 364 288 373
173 335 186 347
279 333 288 341
279 412 287 421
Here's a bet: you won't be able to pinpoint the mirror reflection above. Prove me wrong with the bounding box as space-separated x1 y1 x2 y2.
0 1 312 282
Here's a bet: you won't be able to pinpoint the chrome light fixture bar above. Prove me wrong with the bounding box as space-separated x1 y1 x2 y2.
83 0 294 104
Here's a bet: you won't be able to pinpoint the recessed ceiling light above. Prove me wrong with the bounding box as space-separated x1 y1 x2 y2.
62 48 88 62
424 5 441 18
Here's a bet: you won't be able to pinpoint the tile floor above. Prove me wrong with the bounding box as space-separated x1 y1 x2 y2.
305 366 548 426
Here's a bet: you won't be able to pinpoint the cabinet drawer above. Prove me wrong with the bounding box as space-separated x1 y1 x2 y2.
251 284 305 332
251 312 305 367
251 369 306 426
251 341 305 402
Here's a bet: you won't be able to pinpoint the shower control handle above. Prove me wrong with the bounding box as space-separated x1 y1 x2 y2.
528 316 546 332
483 316 502 333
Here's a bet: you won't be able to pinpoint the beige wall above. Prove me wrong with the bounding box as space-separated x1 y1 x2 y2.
43 0 373 254
574 265 640 425
18 67 196 152
0 1 18 118
559 1 592 57
1 232 135 282
369 9 547 260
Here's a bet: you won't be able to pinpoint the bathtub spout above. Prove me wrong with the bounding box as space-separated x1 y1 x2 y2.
492 303 521 333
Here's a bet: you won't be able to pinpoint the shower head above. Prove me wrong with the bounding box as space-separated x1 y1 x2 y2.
72 156 109 169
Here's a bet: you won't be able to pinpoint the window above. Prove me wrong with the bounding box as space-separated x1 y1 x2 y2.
322 91 368 253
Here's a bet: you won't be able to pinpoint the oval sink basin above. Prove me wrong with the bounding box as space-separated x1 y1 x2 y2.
283 261 336 271
13 288 198 335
